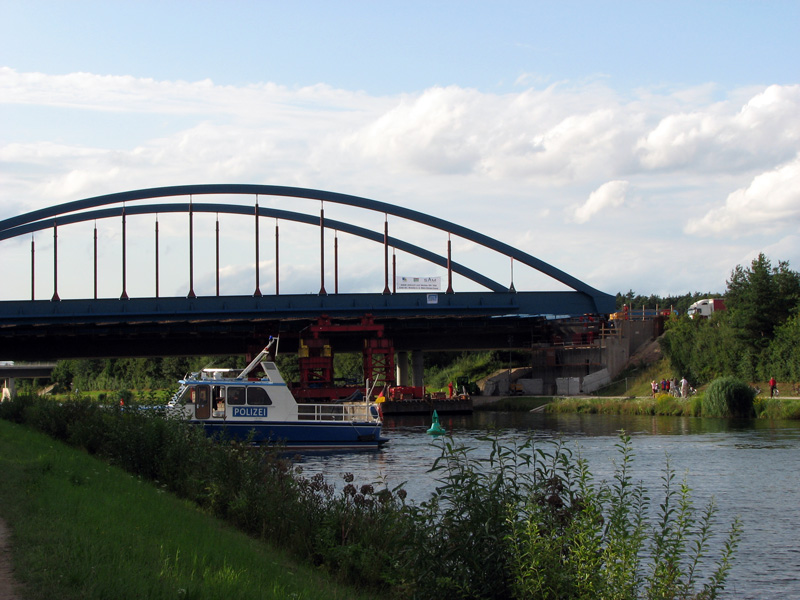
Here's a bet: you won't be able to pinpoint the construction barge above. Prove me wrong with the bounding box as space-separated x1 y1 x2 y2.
284 315 473 416
378 386 473 415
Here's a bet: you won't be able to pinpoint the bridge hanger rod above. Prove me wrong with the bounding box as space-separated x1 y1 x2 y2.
2 202 506 293
0 184 607 300
253 196 261 297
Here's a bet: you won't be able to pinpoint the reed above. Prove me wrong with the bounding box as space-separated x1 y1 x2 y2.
701 377 755 418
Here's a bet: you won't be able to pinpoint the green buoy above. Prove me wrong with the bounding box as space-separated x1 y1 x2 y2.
427 409 446 436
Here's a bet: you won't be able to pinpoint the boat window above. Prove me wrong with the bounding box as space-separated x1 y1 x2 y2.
247 387 273 405
227 386 245 405
178 386 194 403
195 385 209 404
194 385 211 419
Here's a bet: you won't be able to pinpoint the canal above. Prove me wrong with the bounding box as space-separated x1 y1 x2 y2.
298 411 800 599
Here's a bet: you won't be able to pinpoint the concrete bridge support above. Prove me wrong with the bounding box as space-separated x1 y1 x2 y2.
411 350 424 388
1 378 15 401
396 351 410 386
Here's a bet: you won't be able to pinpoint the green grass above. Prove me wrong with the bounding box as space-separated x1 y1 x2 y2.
424 351 506 389
592 357 677 398
0 420 371 600
546 394 703 417
754 397 800 420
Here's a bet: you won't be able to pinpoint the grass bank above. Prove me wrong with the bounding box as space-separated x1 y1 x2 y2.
546 394 703 417
547 393 800 420
0 419 369 600
753 397 800 419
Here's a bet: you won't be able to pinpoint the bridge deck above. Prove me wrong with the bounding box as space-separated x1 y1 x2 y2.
0 291 612 360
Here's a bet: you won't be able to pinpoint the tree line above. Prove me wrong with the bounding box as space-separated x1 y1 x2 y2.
50 355 248 393
658 253 800 385
615 290 723 315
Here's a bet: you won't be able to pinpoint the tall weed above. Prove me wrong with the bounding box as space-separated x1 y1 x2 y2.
401 432 740 600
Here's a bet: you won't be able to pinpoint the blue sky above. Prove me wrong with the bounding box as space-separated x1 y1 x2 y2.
1 1 799 301
3 2 796 93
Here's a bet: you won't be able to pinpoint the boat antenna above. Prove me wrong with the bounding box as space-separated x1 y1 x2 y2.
238 337 278 379
366 377 380 400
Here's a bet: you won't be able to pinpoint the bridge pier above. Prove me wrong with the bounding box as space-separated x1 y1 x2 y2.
411 350 424 388
1 377 15 401
396 351 409 386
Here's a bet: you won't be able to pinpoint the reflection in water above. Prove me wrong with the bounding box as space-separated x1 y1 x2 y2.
298 412 800 600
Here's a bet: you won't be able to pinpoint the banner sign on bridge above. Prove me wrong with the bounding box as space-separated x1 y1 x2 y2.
396 276 441 290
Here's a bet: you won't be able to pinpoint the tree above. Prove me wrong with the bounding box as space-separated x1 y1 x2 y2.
764 313 800 381
726 253 800 349
660 312 743 385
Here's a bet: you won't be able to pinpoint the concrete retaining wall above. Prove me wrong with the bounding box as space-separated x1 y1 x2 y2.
581 368 611 393
556 377 581 395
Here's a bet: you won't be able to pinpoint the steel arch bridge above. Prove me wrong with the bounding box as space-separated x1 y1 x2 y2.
0 185 615 359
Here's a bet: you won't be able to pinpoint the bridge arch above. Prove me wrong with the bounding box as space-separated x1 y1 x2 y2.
0 184 612 312
0 202 505 292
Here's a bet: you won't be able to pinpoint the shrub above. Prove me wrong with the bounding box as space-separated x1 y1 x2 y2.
0 393 31 423
402 433 741 600
655 393 684 415
702 377 756 418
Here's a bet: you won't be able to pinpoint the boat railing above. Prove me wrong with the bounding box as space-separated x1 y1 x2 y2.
297 402 377 422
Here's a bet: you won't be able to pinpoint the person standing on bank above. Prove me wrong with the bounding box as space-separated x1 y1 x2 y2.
769 376 777 397
680 376 689 398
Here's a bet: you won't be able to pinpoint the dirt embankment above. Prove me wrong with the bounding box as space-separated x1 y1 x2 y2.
627 337 663 369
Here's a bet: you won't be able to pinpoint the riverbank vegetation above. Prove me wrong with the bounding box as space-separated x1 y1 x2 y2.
0 419 370 600
547 394 702 417
548 389 800 421
1 395 741 599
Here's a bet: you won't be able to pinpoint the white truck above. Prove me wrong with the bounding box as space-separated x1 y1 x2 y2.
687 298 726 319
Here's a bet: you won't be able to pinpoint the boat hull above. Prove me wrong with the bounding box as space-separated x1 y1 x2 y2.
197 419 388 449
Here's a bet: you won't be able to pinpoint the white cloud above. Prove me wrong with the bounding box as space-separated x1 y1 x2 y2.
685 155 800 236
0 67 378 119
572 180 629 223
2 70 800 298
636 84 800 172
339 83 640 183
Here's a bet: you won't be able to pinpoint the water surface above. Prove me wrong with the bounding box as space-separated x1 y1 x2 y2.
297 412 800 599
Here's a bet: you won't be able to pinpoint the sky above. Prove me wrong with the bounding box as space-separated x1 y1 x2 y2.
1 0 799 302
